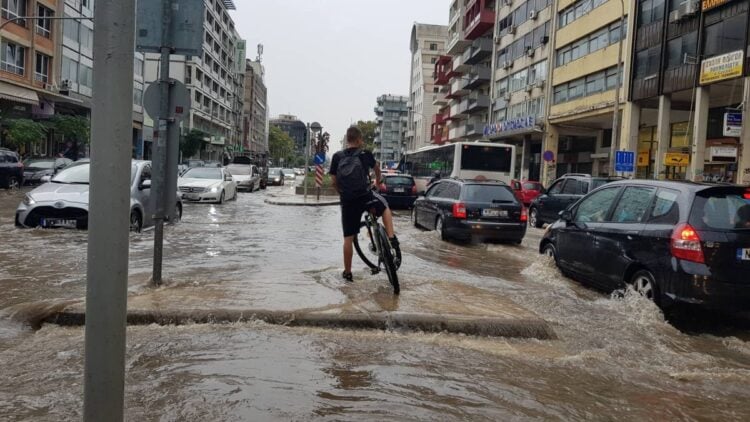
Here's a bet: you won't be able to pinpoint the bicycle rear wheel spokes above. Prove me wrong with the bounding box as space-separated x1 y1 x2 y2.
377 225 400 295
353 221 379 271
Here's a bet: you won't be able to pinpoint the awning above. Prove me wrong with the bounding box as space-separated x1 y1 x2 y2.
0 81 39 106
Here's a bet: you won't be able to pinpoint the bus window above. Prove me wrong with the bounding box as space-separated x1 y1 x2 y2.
460 145 512 173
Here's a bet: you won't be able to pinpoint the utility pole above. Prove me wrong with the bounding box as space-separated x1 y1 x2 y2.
83 0 136 420
609 0 626 176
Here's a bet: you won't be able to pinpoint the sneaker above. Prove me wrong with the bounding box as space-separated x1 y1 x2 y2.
389 236 401 268
342 271 353 282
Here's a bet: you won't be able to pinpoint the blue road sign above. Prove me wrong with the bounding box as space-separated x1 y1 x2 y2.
314 153 326 165
615 150 635 173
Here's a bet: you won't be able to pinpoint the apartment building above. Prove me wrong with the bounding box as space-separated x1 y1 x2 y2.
487 0 553 181
374 94 409 163
541 0 631 184
242 57 268 156
407 23 448 152
144 0 244 161
623 0 750 184
270 114 307 155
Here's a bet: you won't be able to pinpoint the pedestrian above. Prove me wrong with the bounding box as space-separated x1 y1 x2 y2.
428 170 441 187
330 126 399 282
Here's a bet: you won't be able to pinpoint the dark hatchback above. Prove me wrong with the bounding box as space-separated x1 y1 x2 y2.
540 180 750 311
412 179 527 243
1 148 23 189
378 174 417 208
529 174 622 228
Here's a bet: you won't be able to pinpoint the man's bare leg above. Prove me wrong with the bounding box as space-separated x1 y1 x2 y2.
343 235 354 273
381 208 395 239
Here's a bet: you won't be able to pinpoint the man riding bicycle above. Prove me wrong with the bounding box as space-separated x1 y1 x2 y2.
330 126 399 282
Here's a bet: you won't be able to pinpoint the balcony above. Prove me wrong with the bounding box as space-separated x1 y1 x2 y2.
465 119 485 137
433 93 448 106
446 79 469 99
447 29 471 56
434 55 453 85
449 99 470 120
449 125 467 141
464 37 493 65
453 52 471 75
464 0 495 41
431 122 448 144
466 93 490 113
432 107 450 125
463 66 491 90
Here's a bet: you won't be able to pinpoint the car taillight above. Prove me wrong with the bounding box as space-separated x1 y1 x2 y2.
520 207 528 222
411 185 417 194
452 202 467 219
670 223 704 264
379 183 387 192
744 189 750 200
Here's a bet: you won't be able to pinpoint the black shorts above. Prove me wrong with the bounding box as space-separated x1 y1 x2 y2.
341 191 389 237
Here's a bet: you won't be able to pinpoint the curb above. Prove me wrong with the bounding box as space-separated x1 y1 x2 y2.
43 309 556 339
264 198 340 206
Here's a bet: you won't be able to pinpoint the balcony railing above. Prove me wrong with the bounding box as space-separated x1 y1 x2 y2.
465 37 493 65
464 0 495 40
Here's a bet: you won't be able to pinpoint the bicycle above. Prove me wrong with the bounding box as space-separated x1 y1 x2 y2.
352 206 401 295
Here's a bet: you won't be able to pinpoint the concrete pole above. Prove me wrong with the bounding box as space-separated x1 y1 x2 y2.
541 125 559 187
739 77 750 185
608 0 626 175
304 123 310 201
654 95 671 180
688 86 710 181
83 0 136 420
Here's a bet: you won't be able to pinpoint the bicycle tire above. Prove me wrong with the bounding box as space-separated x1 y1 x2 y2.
377 225 400 295
353 221 379 270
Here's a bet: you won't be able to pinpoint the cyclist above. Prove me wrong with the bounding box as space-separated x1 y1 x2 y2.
330 126 399 282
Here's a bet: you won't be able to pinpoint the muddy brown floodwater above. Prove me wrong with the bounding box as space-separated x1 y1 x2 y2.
2 185 750 420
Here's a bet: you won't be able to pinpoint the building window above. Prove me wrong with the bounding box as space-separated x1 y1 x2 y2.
666 32 697 69
496 77 508 97
1 0 26 26
556 20 627 67
431 57 437 64
36 4 53 38
35 53 50 83
63 14 79 42
133 56 144 77
430 43 438 50
528 60 547 84
62 56 78 83
552 66 620 104
703 13 747 58
670 122 691 147
133 87 143 106
558 0 608 29
80 26 93 51
509 68 528 92
634 46 660 78
1 41 25 75
637 0 665 28
79 64 92 88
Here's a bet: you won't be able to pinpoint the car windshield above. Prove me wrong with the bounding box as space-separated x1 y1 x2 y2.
24 159 54 169
51 163 91 184
385 176 414 185
463 185 517 203
226 165 251 175
690 187 750 230
282 168 295 174
269 168 281 175
182 168 222 180
523 182 541 191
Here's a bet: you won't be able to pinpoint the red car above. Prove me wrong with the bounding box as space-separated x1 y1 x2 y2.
511 180 544 205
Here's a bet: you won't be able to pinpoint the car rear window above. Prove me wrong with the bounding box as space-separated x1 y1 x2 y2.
523 182 541 191
690 187 750 230
591 178 620 190
463 185 517 203
385 176 414 185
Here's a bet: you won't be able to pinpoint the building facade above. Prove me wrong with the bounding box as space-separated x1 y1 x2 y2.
407 23 448 152
242 57 268 156
270 114 307 155
374 94 409 163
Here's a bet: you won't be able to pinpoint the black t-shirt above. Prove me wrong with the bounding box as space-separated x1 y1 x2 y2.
329 148 376 176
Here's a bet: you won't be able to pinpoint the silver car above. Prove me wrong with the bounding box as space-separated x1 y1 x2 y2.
225 163 261 192
15 160 182 232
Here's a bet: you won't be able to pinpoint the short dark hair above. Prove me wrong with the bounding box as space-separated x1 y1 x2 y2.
346 126 363 144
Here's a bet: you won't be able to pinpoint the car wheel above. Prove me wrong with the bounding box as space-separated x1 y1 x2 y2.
529 207 543 228
218 190 225 204
411 207 421 228
435 216 448 241
513 239 523 245
630 270 659 304
7 176 20 190
541 243 557 263
129 210 142 233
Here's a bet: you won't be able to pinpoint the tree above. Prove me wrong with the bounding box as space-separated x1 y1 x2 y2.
180 129 207 159
3 119 47 149
49 115 90 144
355 120 377 151
268 125 294 166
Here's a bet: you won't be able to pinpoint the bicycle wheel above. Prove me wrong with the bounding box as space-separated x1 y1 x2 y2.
377 224 400 295
353 221 379 271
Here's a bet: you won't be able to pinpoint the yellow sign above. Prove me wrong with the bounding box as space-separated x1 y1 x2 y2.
700 50 744 85
637 152 650 166
664 152 690 166
702 0 733 11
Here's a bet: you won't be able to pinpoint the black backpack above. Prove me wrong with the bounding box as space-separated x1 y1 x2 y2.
337 150 369 201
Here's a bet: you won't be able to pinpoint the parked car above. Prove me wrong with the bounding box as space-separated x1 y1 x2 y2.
379 174 417 209
539 180 750 310
294 168 304 176
267 168 284 186
511 180 544 206
281 168 297 181
203 161 222 168
23 158 73 185
178 167 237 203
412 179 527 243
0 148 23 189
226 163 261 192
185 159 205 168
15 160 182 232
529 174 622 228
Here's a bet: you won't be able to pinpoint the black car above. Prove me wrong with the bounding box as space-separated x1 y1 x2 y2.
540 180 750 311
0 148 23 189
267 168 285 186
379 174 417 209
412 179 527 243
529 173 622 228
23 157 73 185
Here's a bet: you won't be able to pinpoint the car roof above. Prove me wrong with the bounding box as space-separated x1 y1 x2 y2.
602 179 748 193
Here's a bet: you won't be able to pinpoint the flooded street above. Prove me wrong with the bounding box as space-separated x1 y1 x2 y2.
2 186 750 420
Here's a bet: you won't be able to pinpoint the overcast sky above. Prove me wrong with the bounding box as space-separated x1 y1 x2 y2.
232 0 449 149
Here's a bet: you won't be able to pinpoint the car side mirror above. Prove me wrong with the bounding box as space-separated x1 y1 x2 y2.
559 209 573 222
41 175 52 183
139 179 152 190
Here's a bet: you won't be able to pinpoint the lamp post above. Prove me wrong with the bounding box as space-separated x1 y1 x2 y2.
305 121 322 201
609 0 627 176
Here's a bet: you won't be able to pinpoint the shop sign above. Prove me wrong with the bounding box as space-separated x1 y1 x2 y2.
702 0 735 12
700 50 744 85
637 151 650 166
664 152 690 166
710 146 737 159
723 112 742 137
483 116 536 136
210 136 225 145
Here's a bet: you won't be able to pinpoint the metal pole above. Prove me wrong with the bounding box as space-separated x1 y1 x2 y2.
83 0 135 420
304 123 310 200
151 1 173 285
609 0 626 176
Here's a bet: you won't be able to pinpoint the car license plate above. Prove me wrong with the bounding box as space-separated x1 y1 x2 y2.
186 193 200 200
394 187 405 193
41 218 77 228
482 209 507 218
737 248 750 261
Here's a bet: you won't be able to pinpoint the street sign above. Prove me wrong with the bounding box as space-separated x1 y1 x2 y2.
314 152 325 165
543 150 555 162
614 150 635 173
724 112 742 137
136 0 205 55
143 79 191 122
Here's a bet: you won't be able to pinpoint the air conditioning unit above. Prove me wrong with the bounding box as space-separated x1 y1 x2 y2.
508 25 516 35
526 46 534 57
680 0 699 16
529 10 537 20
60 79 71 90
668 10 681 22
535 79 546 89
502 60 513 69
525 84 534 93
540 35 549 45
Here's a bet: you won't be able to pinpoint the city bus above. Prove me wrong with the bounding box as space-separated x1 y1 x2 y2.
402 142 516 192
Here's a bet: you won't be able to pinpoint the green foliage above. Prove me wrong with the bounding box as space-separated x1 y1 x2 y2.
180 129 207 159
49 115 90 144
269 125 295 165
354 120 377 151
3 119 47 148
